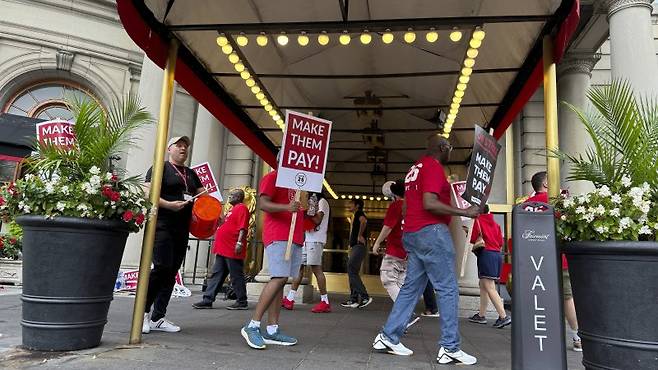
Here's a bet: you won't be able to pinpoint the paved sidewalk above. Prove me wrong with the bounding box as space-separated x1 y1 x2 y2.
0 287 584 369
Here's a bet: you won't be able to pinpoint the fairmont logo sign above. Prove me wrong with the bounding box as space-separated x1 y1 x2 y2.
522 230 550 242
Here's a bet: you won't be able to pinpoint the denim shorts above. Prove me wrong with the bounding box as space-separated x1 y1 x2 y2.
476 250 503 280
265 241 303 278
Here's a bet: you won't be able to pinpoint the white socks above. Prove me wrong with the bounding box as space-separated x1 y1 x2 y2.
321 294 329 303
248 320 260 329
267 324 279 335
287 290 297 302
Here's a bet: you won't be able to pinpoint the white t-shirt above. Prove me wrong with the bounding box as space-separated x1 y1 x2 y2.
306 197 330 243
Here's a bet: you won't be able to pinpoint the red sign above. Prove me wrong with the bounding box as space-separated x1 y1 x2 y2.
451 181 470 210
191 162 222 201
122 269 139 290
36 119 75 149
276 111 332 192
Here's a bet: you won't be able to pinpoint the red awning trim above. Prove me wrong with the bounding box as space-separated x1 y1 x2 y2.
0 154 24 162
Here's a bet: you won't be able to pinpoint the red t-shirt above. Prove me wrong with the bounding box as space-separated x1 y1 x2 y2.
212 203 249 259
383 199 406 259
470 213 503 252
259 171 305 247
522 191 568 269
403 156 452 233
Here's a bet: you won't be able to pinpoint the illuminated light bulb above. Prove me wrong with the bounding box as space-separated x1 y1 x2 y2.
276 119 284 126
446 117 455 124
360 31 372 45
383 196 389 200
216 35 229 46
444 127 452 133
467 48 479 58
256 92 265 100
256 33 268 46
339 32 351 45
341 195 346 199
260 98 269 106
318 31 330 46
269 109 277 117
404 29 416 43
221 44 233 54
240 71 250 80
265 104 273 111
382 30 394 44
236 34 249 47
450 108 459 115
234 63 245 72
449 30 462 42
453 96 462 104
473 28 486 41
448 113 456 120
457 83 467 91
298 32 309 46
369 196 375 201
354 195 360 199
277 33 289 46
461 67 473 76
464 58 475 68
348 195 353 199
376 197 382 201
454 90 465 98
459 75 470 84
228 53 240 64
273 114 281 121
251 85 261 94
469 38 482 49
451 103 460 110
426 28 438 43
442 133 450 138
444 122 453 129
245 78 256 87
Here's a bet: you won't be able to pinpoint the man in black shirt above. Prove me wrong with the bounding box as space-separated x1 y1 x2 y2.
341 199 372 308
142 136 204 334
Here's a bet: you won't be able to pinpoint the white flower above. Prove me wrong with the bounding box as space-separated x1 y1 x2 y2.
640 201 651 214
583 214 595 223
44 182 55 194
641 182 651 192
105 172 113 181
563 198 574 208
611 194 622 204
89 175 101 187
595 205 606 215
595 226 609 233
598 185 611 197
639 215 648 224
56 202 66 212
576 206 586 214
560 215 567 221
77 204 88 211
621 175 632 188
609 208 620 217
61 185 70 195
81 182 98 195
90 166 100 175
619 217 632 230
629 187 644 199
639 225 652 235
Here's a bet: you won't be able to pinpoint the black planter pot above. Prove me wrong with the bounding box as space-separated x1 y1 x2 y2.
16 215 130 351
563 241 658 370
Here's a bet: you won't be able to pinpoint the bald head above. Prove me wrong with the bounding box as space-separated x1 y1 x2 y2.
427 133 452 164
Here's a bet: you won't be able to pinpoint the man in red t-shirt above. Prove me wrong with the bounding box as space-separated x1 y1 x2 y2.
373 134 480 366
192 189 250 310
524 171 581 352
241 169 304 350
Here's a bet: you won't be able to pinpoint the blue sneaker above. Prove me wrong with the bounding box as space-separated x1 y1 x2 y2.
241 325 266 349
262 329 298 346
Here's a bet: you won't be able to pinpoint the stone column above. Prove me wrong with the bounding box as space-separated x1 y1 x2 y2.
604 0 658 96
557 52 600 195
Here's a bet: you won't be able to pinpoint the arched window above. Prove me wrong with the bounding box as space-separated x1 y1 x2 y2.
2 81 95 120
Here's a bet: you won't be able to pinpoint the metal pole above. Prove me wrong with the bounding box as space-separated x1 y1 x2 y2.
543 36 560 200
504 127 515 260
129 39 178 344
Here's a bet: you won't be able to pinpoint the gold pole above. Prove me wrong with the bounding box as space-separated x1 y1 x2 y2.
129 39 178 344
543 36 560 200
504 127 515 258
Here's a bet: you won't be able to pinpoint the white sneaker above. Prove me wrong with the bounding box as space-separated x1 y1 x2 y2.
406 315 420 330
437 347 477 365
149 317 181 333
372 333 413 356
142 313 150 334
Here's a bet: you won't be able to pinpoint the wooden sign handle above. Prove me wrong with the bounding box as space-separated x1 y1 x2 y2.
460 222 475 277
284 189 301 261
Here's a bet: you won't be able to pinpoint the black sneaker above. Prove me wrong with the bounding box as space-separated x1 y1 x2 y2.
340 299 359 308
192 300 213 309
357 297 373 308
468 313 487 324
226 302 248 310
493 315 512 329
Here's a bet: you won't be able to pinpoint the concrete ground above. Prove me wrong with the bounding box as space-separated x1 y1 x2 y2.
0 285 584 369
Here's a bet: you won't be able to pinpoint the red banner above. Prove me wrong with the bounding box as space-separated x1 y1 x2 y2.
36 119 75 149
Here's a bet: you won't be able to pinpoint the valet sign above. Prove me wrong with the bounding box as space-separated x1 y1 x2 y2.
36 119 75 149
276 110 332 192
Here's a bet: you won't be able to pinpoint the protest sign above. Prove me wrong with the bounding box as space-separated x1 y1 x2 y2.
36 119 75 149
191 162 222 201
449 180 475 277
463 125 501 206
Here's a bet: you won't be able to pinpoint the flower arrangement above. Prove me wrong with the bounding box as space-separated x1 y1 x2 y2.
0 233 20 259
554 80 658 242
0 95 152 232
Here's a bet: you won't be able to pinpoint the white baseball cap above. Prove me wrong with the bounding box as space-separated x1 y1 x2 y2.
382 181 395 198
167 136 191 148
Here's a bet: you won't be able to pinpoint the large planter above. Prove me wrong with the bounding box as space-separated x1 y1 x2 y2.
16 215 129 351
564 241 658 370
0 259 22 285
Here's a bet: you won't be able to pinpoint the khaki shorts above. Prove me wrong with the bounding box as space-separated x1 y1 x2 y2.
562 269 573 299
302 242 324 266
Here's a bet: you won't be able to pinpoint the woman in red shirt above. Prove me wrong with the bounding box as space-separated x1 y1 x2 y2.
467 205 511 329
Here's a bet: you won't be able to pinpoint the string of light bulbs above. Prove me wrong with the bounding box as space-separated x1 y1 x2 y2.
340 194 389 201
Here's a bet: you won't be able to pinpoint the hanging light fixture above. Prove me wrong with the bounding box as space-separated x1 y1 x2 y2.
382 29 394 44
216 35 229 46
360 31 372 45
298 32 309 46
256 33 268 46
449 29 462 42
404 28 416 43
339 31 351 45
318 31 330 46
228 53 240 64
236 33 249 47
425 28 439 43
277 32 289 46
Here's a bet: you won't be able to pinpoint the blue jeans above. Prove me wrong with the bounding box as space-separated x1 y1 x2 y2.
382 224 460 351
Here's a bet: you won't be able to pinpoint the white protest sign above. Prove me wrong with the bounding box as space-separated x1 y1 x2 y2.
191 162 222 201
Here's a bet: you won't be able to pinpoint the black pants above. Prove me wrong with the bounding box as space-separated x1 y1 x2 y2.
423 281 438 313
348 244 369 301
146 222 188 322
202 254 247 304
